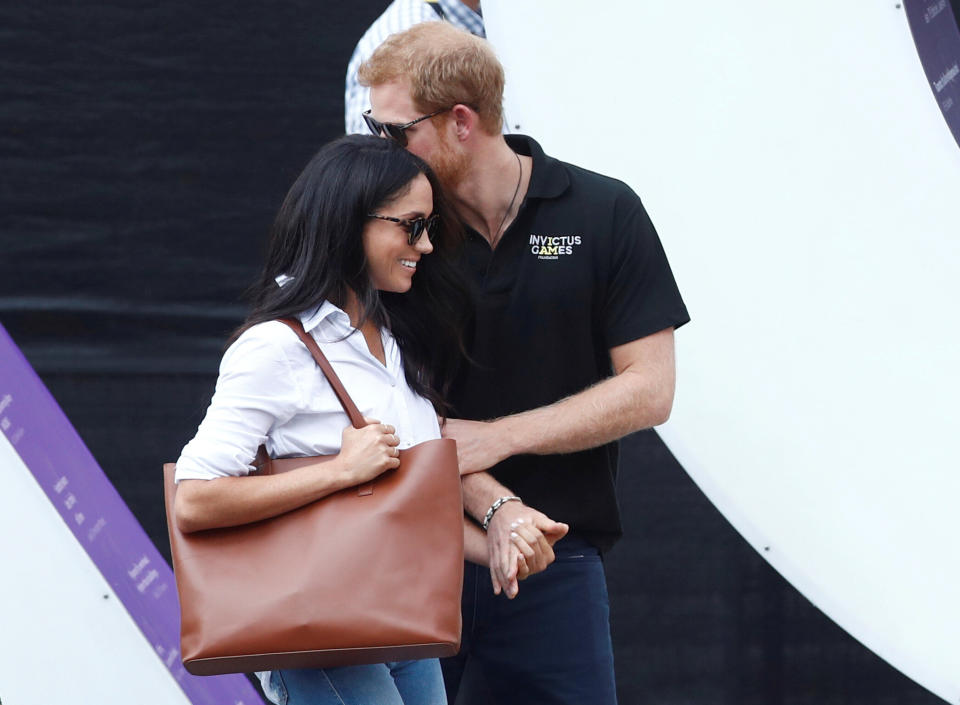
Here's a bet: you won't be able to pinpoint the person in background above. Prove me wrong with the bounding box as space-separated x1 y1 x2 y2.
359 22 690 705
344 0 484 135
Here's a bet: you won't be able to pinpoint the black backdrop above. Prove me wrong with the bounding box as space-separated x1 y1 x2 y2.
0 3 946 704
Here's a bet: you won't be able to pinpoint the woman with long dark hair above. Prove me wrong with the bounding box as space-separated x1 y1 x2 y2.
173 135 474 705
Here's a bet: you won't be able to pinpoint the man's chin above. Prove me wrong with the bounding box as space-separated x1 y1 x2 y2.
434 165 465 190
430 142 470 190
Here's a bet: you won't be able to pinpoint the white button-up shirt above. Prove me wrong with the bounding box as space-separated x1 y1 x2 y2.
175 300 441 482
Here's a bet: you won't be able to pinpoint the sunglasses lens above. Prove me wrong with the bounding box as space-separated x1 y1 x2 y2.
362 112 381 137
410 215 439 244
385 124 407 146
408 218 425 245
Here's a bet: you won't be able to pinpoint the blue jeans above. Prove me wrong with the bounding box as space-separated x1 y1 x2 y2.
268 660 447 705
442 535 618 705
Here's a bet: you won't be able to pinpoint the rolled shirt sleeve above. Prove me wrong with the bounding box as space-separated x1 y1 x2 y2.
175 327 303 482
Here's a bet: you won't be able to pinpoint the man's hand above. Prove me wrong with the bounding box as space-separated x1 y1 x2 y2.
442 418 510 475
510 516 560 580
485 501 568 599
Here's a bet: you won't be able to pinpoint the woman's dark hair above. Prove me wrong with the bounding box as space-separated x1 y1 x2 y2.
233 134 471 413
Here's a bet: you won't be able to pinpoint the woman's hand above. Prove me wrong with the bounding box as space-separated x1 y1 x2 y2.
486 503 568 598
509 517 559 580
335 417 401 488
175 418 401 533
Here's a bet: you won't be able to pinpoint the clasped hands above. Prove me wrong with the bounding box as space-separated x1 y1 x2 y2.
484 500 568 599
442 417 569 598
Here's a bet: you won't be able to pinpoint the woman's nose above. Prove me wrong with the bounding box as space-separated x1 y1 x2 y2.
415 232 434 254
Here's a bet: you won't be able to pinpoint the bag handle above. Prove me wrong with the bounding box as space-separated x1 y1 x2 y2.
253 317 372 489
277 317 366 429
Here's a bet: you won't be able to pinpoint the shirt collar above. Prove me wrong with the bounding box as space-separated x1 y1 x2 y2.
437 0 485 37
298 300 352 334
506 134 570 200
275 275 352 334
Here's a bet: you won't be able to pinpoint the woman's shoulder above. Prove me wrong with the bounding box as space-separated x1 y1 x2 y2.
231 319 301 346
221 320 310 375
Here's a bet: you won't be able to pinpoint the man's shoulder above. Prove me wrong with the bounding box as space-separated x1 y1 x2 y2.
562 160 635 195
546 154 642 213
518 135 637 202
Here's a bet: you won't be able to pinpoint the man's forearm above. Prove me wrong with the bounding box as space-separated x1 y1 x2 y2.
496 364 672 458
443 329 676 475
461 471 515 523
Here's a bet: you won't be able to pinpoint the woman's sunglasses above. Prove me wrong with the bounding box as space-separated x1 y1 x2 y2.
367 213 440 245
362 108 449 147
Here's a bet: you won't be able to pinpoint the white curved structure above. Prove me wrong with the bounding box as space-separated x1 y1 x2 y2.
483 2 960 702
0 326 261 705
0 433 193 705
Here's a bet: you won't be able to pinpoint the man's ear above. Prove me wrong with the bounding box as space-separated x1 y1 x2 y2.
450 104 477 142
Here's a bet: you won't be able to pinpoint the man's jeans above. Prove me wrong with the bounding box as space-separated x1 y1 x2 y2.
442 535 618 705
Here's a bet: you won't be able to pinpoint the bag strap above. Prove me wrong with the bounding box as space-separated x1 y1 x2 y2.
277 317 366 429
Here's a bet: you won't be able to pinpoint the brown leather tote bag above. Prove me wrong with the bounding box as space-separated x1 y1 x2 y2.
162 318 463 676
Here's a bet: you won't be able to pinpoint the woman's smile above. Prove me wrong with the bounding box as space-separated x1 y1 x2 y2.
363 173 435 293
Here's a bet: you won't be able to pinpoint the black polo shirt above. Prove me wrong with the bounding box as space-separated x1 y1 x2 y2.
450 135 690 553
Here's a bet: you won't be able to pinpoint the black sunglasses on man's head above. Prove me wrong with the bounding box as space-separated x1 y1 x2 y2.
367 213 440 246
362 108 449 147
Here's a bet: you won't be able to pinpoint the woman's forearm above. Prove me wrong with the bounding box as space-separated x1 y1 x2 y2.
463 516 488 565
174 458 349 533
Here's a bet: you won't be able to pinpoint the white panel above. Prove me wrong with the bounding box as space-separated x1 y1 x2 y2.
0 433 192 705
483 2 960 703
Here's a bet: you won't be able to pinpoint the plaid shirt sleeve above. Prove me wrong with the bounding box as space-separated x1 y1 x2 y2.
344 0 486 134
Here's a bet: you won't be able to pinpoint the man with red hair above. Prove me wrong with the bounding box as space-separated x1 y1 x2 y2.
360 22 689 705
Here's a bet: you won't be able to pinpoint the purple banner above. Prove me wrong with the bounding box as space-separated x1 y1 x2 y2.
0 322 262 705
905 0 960 148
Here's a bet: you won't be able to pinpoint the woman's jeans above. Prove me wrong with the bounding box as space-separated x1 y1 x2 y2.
268 659 447 705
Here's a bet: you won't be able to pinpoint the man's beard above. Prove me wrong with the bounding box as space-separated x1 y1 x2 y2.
429 131 470 190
